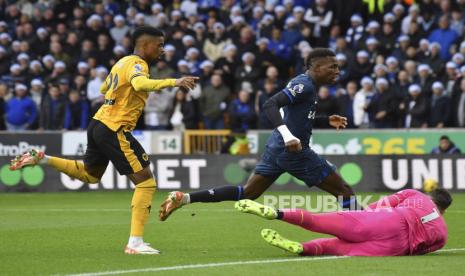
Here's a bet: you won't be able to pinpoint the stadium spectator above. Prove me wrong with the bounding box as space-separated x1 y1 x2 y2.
110 15 130 45
443 62 458 96
337 81 357 128
452 78 465 127
450 8 465 37
405 84 429 128
255 38 274 74
1 0 465 132
345 14 364 48
235 52 261 93
0 46 9 76
255 79 278 130
64 90 89 130
203 22 230 62
2 63 26 88
415 64 434 97
348 50 372 84
170 89 198 131
353 77 375 128
0 83 7 130
282 16 303 47
268 26 291 61
428 15 459 61
87 66 107 116
401 5 423 35
304 0 333 47
198 60 214 86
315 86 339 128
39 84 65 130
199 74 229 129
366 78 397 128
335 53 350 86
431 135 462 154
429 82 451 128
30 79 45 109
5 83 37 131
229 90 256 132
144 87 177 130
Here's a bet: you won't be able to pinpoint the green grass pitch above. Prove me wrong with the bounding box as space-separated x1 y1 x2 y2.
0 191 464 275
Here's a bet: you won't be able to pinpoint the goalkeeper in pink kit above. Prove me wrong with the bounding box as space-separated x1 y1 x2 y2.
235 188 451 256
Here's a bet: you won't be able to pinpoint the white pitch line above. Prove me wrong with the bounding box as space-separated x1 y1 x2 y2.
64 248 465 276
64 256 348 276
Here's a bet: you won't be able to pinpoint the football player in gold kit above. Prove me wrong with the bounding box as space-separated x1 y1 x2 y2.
9 26 198 254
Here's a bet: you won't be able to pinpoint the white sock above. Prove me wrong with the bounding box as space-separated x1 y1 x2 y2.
128 236 143 247
182 193 190 205
39 155 50 165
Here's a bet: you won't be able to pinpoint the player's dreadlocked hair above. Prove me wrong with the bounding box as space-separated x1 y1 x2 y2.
305 48 336 68
431 188 453 211
132 26 164 46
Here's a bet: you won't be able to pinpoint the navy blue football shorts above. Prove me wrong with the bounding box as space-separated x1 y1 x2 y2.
255 147 336 187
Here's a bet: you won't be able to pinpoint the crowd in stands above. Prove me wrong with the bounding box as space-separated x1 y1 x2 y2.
1 0 465 132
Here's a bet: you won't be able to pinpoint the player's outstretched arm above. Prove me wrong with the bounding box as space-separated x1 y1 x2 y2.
131 75 199 92
263 92 302 152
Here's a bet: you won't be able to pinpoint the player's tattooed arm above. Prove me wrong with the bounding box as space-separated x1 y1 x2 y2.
263 92 302 152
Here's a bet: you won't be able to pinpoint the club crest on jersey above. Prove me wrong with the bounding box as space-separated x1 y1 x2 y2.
286 83 304 97
134 64 143 72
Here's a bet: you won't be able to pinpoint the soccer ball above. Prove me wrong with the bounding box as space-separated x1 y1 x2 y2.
423 178 438 193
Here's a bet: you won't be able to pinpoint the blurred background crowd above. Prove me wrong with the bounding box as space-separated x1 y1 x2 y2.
1 0 465 132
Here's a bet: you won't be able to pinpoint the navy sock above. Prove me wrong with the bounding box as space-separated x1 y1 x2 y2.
340 197 363 211
189 186 244 203
276 210 284 220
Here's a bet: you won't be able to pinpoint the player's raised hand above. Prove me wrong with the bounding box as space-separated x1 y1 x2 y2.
285 139 302 153
175 76 199 90
329 115 348 130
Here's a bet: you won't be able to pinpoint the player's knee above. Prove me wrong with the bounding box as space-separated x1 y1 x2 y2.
84 165 105 182
79 167 100 183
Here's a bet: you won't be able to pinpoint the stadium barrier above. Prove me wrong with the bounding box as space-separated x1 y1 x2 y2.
183 130 231 154
1 129 463 156
1 154 464 192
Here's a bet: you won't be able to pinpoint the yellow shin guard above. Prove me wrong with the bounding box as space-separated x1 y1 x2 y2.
130 178 157 237
48 157 99 183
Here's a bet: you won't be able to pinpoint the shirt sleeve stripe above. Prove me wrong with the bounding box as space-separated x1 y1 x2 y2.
283 90 294 103
129 73 147 83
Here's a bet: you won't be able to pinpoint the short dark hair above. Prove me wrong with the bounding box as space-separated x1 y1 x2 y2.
431 188 452 211
305 48 336 68
132 26 164 46
440 135 450 141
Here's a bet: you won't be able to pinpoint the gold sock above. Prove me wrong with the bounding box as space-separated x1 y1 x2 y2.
48 157 99 183
130 178 157 237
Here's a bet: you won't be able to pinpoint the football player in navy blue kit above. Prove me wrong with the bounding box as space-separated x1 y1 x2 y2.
159 48 359 221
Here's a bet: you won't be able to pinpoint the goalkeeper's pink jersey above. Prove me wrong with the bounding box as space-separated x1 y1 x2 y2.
368 189 448 255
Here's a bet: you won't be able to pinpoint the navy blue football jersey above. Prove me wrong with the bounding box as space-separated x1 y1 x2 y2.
266 73 317 152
